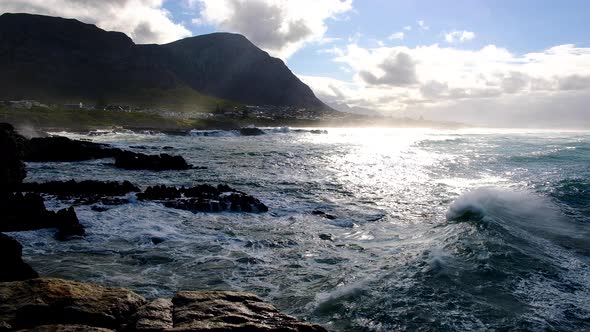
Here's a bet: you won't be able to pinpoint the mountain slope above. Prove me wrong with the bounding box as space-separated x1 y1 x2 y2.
0 13 328 110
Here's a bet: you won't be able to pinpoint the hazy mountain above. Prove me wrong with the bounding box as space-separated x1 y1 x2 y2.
0 13 328 110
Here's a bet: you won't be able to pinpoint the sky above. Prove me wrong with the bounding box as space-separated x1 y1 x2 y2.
1 0 590 127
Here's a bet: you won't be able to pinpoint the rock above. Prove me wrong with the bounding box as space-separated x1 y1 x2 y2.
24 136 118 162
239 127 265 136
319 233 333 242
172 291 326 331
312 210 337 220
20 180 139 197
0 123 28 192
138 184 268 213
0 233 38 282
0 192 85 240
14 324 115 331
0 278 146 330
309 130 328 135
114 151 191 171
131 298 173 331
19 180 139 205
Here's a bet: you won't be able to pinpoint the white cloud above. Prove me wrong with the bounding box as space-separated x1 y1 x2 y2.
388 32 404 40
417 20 429 31
300 43 590 127
403 25 412 31
444 30 475 43
0 0 192 44
189 0 353 59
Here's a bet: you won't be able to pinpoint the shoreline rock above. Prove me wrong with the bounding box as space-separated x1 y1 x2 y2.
138 184 269 213
0 234 38 282
114 151 191 171
0 278 326 332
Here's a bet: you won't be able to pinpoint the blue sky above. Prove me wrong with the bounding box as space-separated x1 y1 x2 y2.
2 0 590 127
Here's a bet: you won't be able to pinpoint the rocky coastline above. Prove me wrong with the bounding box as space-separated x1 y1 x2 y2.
0 123 324 331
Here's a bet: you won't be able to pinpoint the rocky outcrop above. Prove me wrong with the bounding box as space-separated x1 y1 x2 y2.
137 184 268 213
24 136 192 171
0 234 38 282
24 136 117 162
114 151 191 171
0 279 326 331
0 123 28 192
0 192 85 240
169 291 326 331
19 180 139 205
0 278 145 330
239 127 265 136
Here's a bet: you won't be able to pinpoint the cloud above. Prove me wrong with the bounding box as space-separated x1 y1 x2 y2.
388 32 404 40
444 30 475 43
189 0 352 59
0 0 191 44
403 25 412 31
359 52 417 86
301 43 590 127
417 20 429 31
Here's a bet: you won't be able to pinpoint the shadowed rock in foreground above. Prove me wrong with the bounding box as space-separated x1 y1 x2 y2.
0 234 38 282
0 278 326 331
137 184 269 213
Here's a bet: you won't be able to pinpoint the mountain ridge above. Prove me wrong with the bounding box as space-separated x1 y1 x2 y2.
0 13 329 111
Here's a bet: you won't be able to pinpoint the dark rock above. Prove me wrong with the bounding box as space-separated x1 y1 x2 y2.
91 206 109 212
172 291 327 331
24 136 118 162
0 233 38 282
319 233 333 241
312 210 337 220
19 180 139 197
0 192 85 240
0 278 146 330
138 184 268 213
310 129 328 134
239 127 265 136
150 237 166 245
0 123 28 192
14 324 115 331
114 151 191 171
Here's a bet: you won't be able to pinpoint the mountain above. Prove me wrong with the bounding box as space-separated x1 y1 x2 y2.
0 13 328 110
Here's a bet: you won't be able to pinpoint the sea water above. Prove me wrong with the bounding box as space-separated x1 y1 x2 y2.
11 127 590 331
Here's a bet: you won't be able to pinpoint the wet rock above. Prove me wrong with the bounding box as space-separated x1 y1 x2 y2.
312 210 337 220
0 233 38 282
19 180 139 198
309 129 328 134
172 291 326 331
114 151 191 171
24 136 118 162
150 237 166 245
0 192 85 240
14 324 115 332
239 127 265 136
0 123 28 192
91 206 109 212
138 184 268 213
319 233 333 241
0 278 146 330
131 298 173 331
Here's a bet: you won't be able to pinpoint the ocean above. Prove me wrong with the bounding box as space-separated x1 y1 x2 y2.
10 127 590 331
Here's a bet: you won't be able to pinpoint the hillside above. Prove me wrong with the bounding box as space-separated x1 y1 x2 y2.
0 13 329 111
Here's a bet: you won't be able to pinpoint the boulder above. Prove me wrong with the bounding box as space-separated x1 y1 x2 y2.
131 298 173 331
0 233 38 282
171 291 326 331
138 184 268 213
239 127 265 136
0 123 27 192
0 278 146 330
0 192 85 240
114 151 191 171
